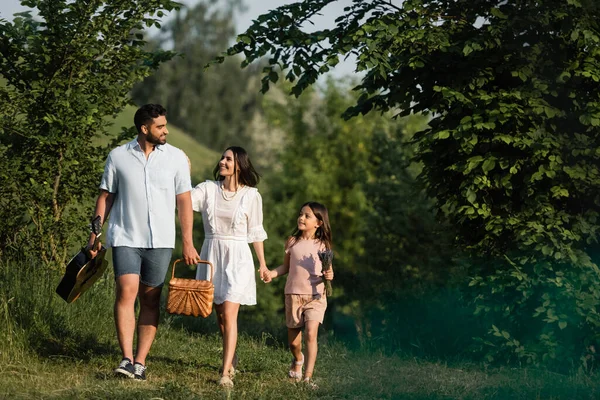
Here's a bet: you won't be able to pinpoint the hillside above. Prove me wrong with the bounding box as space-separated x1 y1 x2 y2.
107 105 219 182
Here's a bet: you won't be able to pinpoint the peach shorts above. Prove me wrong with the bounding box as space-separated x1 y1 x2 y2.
285 293 327 329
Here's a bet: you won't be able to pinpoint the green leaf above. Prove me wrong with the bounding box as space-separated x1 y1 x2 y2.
490 8 508 19
437 130 450 139
558 321 567 330
482 159 496 173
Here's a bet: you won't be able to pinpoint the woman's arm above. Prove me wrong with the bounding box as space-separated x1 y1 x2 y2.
252 241 268 275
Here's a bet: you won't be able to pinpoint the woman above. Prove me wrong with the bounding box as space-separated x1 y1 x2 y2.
191 146 268 387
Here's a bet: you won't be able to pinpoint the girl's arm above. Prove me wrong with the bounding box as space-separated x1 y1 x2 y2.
263 252 290 283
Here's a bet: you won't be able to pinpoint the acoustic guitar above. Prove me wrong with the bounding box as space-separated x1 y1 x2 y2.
56 216 109 303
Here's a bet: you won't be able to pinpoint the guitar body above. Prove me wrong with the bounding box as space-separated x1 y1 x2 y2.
56 246 109 303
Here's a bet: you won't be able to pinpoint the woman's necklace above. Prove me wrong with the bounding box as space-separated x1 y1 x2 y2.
220 181 239 201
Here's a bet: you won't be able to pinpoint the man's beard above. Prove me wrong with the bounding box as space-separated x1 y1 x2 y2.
146 132 166 145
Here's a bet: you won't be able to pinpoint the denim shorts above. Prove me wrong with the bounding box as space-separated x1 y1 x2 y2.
112 247 173 288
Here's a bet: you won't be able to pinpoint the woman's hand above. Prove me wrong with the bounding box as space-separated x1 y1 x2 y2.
259 266 270 283
323 268 334 281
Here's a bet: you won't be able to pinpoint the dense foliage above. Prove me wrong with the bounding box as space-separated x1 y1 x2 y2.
251 80 456 349
0 0 178 264
219 0 600 366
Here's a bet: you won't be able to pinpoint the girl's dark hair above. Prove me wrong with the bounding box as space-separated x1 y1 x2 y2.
290 202 332 249
213 146 260 187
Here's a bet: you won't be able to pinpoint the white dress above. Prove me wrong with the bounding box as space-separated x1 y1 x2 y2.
191 180 268 305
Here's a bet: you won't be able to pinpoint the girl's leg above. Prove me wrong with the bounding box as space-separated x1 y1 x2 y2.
303 320 320 379
215 301 240 377
288 327 303 376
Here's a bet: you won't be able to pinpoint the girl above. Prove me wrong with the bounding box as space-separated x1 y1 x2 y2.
262 202 334 388
191 146 269 387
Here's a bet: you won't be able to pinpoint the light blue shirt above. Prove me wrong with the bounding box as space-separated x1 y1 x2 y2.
100 138 191 248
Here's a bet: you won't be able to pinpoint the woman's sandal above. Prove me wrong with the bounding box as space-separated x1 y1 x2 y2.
302 377 318 390
218 375 234 388
218 353 238 387
219 353 238 377
288 354 304 382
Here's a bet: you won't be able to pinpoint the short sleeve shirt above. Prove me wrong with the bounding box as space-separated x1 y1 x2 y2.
100 139 191 248
284 239 326 295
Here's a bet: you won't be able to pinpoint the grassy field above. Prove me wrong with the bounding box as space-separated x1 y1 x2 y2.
4 329 599 400
1 260 600 400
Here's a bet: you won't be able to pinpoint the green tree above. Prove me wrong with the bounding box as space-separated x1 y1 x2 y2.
131 0 264 153
0 0 178 264
257 79 446 345
218 0 600 365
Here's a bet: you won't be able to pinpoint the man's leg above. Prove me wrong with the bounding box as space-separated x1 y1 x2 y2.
134 247 171 367
134 283 162 366
114 274 140 363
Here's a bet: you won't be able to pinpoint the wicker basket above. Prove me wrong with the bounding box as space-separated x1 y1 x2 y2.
166 259 214 318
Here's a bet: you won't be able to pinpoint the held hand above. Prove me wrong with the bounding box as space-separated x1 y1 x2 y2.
323 268 334 281
182 243 201 265
259 266 271 283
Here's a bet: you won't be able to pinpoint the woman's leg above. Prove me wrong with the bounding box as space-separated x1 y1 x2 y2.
215 301 240 377
303 320 320 379
288 327 303 376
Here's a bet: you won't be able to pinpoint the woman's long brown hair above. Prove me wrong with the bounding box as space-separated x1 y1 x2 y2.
213 146 260 187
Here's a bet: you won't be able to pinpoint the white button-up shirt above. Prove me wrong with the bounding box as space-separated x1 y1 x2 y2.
100 138 191 248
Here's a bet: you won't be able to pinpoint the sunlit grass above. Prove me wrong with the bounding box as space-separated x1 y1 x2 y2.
1 258 599 399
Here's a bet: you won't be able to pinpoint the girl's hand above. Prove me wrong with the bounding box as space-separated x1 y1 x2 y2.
323 268 334 281
263 269 277 283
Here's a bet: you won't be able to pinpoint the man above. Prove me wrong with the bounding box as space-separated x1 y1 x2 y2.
87 104 199 380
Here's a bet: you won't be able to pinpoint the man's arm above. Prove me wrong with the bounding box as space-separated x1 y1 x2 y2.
176 191 200 265
87 189 115 257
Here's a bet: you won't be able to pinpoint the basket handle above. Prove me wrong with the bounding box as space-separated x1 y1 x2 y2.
171 259 214 283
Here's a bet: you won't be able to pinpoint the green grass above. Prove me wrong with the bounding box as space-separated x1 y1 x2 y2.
1 330 599 399
106 104 220 182
1 260 600 399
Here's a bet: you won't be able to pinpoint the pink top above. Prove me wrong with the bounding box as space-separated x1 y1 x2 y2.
284 238 326 295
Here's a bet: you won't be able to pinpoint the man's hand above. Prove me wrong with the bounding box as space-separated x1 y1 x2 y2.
85 240 102 259
182 242 200 265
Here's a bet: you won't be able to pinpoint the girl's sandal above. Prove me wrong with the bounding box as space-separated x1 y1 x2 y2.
288 354 304 382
